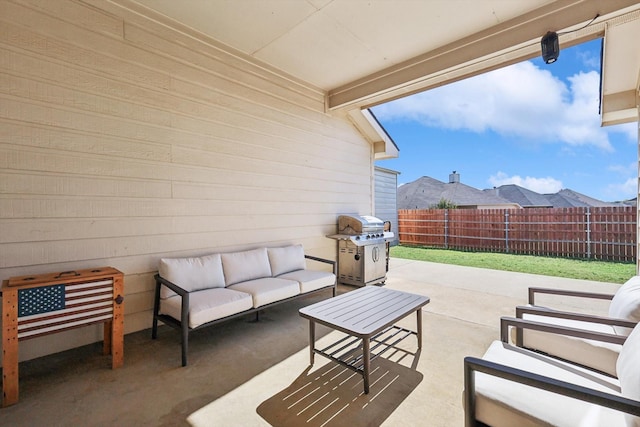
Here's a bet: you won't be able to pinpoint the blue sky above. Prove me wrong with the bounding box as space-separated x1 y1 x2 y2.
372 38 638 202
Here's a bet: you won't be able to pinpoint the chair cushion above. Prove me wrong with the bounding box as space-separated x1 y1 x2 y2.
159 288 253 329
268 244 306 276
228 277 299 308
221 248 272 286
159 254 226 299
277 269 335 294
518 311 621 377
609 276 640 335
474 341 625 427
617 324 640 427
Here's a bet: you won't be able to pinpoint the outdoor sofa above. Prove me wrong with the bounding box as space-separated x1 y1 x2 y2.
514 275 640 376
152 244 336 366
464 317 640 426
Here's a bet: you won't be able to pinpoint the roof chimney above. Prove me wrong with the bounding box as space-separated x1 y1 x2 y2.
449 171 460 184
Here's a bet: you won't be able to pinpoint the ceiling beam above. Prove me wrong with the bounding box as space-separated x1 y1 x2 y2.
328 0 640 111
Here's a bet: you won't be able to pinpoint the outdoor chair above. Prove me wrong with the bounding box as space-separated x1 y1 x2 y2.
464 317 640 427
514 275 640 376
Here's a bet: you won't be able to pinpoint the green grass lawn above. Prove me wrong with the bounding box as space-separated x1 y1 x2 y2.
390 245 636 284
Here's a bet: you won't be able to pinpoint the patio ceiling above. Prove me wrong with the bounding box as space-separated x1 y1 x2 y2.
128 0 639 121
131 0 559 92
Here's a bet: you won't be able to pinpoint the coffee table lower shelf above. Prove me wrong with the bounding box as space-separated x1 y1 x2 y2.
314 325 418 378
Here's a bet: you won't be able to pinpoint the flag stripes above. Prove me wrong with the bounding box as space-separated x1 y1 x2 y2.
17 279 114 339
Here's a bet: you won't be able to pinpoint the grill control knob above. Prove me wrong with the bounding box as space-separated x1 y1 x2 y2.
355 235 360 240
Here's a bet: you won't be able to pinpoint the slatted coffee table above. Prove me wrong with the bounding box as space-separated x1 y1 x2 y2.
299 286 430 394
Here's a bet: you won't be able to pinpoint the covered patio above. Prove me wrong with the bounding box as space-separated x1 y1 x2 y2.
1 0 638 423
0 258 619 426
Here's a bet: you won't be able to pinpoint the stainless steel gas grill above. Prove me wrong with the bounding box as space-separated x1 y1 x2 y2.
327 215 394 287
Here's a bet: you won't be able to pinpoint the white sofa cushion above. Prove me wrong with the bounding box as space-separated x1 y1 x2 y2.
221 248 272 286
617 324 640 427
474 341 625 427
277 269 335 294
609 276 640 335
159 254 226 299
268 244 306 276
228 277 299 308
159 288 253 329
518 311 621 377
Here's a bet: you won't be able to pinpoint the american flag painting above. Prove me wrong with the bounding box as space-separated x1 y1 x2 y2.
17 279 114 340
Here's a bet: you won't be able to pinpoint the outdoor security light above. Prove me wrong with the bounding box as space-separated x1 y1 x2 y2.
541 31 559 64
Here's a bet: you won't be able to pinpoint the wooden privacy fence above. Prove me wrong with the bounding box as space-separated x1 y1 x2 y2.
398 206 637 262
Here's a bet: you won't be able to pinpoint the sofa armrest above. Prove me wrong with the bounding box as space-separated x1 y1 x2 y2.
305 254 336 275
528 287 615 305
154 274 190 326
154 273 189 297
516 305 638 328
500 316 627 346
463 355 640 427
154 273 190 326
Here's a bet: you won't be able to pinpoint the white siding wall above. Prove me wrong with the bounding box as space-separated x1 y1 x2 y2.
374 167 399 245
0 0 373 361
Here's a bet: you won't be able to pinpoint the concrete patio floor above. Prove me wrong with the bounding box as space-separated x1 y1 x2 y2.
0 258 621 426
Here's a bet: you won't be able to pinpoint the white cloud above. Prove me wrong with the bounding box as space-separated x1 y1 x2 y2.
608 161 637 175
609 122 638 141
604 162 637 200
577 49 600 69
606 178 637 201
489 171 563 193
373 61 613 150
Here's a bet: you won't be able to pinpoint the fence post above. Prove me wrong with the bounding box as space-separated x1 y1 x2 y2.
586 207 591 259
505 210 510 253
444 209 449 249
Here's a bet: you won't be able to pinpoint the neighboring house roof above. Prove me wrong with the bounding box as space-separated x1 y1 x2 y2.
399 177 621 210
544 189 619 208
485 185 553 208
398 176 518 209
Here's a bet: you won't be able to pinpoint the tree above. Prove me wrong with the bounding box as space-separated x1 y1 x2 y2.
431 198 457 209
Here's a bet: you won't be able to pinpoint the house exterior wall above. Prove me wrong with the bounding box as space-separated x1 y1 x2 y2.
0 0 373 362
374 167 399 245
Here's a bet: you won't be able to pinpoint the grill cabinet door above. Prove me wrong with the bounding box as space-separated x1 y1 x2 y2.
363 243 386 284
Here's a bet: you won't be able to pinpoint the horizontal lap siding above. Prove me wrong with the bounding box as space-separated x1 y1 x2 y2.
374 168 399 244
0 0 373 361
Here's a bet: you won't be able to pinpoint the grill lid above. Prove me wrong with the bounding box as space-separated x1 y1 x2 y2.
327 214 393 246
337 214 384 235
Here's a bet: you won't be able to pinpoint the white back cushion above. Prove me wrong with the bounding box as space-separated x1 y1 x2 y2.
617 324 640 427
221 247 272 286
609 276 640 334
159 254 226 299
268 244 306 276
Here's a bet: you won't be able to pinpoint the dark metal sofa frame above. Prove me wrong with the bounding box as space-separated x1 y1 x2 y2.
152 254 336 366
